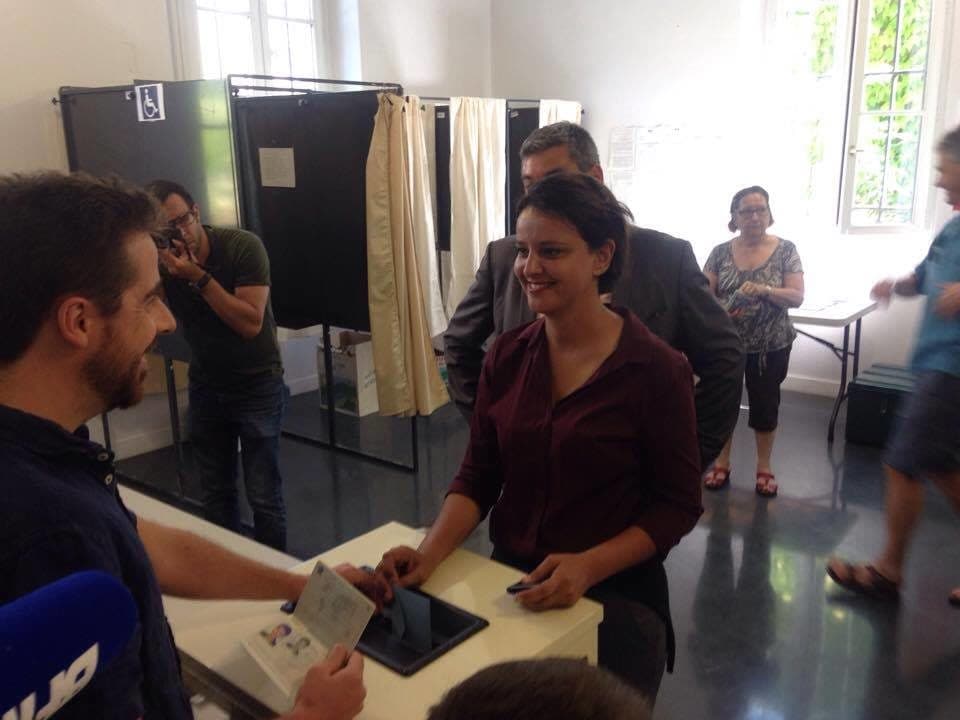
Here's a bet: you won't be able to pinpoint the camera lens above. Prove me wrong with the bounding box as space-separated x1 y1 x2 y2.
152 226 180 250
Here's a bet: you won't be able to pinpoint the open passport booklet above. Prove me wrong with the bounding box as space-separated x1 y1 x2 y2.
242 561 376 697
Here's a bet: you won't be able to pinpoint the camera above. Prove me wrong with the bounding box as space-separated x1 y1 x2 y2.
152 226 182 254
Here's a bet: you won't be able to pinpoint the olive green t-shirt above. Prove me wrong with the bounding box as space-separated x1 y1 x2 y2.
164 226 282 388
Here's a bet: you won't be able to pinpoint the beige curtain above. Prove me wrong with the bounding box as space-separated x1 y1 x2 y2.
404 96 448 338
539 99 583 126
446 97 507 316
366 93 449 416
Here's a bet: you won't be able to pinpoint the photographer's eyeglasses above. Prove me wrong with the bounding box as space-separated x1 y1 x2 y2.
169 210 196 229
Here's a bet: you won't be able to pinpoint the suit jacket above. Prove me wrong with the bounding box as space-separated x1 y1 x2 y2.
444 226 744 469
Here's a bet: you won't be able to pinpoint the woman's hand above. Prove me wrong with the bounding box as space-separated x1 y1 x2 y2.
333 564 390 612
738 280 769 297
514 553 595 611
375 546 438 598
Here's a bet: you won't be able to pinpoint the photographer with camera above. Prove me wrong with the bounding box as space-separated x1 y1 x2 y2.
147 180 288 551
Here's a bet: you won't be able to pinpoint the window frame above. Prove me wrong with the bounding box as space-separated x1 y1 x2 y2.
194 0 326 81
838 0 950 234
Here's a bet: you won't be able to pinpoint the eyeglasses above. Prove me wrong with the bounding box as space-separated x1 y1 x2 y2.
736 206 769 218
169 210 196 229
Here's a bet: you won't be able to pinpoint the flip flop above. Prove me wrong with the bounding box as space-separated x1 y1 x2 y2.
704 466 731 490
826 560 900 602
755 471 778 497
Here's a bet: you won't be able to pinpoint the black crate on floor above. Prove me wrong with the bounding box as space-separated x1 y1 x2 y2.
845 365 915 447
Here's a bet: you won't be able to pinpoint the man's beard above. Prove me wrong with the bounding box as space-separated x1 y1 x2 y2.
83 328 149 411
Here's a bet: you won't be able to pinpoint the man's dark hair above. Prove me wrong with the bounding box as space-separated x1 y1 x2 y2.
727 184 774 232
426 658 651 720
520 121 601 171
938 125 960 164
516 172 631 294
144 179 196 208
0 172 161 365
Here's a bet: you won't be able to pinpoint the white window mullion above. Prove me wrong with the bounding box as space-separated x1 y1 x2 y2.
251 0 269 76
839 0 873 231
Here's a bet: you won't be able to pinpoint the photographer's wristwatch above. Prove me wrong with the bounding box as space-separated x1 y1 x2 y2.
190 271 212 293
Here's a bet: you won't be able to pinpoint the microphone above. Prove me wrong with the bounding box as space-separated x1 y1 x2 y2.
0 571 138 720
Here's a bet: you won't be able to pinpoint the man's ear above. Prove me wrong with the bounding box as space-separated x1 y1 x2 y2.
56 296 97 350
192 204 201 223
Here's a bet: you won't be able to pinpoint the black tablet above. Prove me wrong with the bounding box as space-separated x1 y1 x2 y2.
357 586 489 677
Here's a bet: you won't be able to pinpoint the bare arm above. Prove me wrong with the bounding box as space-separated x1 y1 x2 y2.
893 273 920 297
198 281 269 339
159 241 269 339
138 518 305 600
763 271 804 308
377 494 482 590
418 494 483 569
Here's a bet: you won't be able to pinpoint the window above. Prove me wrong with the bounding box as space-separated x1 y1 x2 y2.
845 0 933 227
195 0 321 80
768 0 940 231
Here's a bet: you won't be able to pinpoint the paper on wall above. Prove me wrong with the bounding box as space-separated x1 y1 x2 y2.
259 147 297 188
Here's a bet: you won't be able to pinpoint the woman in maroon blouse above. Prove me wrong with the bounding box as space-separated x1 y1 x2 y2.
377 173 702 704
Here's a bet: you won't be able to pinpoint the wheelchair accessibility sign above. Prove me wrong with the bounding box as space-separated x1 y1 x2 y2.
135 83 166 122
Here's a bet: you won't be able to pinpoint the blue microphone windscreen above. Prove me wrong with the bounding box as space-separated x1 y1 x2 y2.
0 570 138 714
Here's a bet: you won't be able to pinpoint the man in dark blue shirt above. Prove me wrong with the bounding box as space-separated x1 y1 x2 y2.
0 173 381 720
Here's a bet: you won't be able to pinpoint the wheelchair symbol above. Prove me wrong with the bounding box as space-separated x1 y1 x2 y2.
141 90 159 118
136 84 164 122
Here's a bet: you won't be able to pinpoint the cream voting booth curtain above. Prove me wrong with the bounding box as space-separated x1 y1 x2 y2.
366 94 448 416
404 96 448 338
446 97 507 316
539 99 583 126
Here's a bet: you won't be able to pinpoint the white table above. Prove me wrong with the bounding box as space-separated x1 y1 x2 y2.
789 299 878 442
123 497 604 720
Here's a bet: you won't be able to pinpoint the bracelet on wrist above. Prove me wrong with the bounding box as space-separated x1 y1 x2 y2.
190 271 212 292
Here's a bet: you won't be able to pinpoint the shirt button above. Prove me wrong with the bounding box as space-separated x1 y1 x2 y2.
104 474 114 486
97 452 110 462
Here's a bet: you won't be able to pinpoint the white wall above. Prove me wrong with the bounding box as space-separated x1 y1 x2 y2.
0 0 179 454
355 0 492 97
0 0 175 174
490 0 960 396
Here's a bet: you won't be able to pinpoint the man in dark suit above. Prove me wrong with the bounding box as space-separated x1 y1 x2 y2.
444 122 743 469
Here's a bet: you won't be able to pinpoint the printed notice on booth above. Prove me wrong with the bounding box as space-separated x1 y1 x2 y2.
259 147 296 188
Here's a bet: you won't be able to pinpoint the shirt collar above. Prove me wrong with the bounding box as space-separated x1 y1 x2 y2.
517 306 655 374
0 404 114 464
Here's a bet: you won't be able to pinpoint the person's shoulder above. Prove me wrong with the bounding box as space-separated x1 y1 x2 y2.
621 310 692 373
486 236 517 265
777 237 799 253
487 318 542 366
628 225 691 253
939 214 960 241
209 225 265 251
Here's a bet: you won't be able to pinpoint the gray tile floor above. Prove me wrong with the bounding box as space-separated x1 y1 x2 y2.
119 390 960 719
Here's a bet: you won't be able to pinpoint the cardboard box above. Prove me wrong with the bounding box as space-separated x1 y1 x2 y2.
317 331 379 416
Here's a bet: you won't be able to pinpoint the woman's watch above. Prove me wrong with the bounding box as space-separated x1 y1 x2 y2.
190 271 212 292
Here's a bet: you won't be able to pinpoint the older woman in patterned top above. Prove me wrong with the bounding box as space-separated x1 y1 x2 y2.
702 186 804 497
